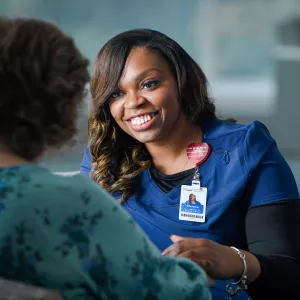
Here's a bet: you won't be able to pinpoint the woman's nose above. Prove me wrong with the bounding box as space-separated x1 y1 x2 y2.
124 94 147 109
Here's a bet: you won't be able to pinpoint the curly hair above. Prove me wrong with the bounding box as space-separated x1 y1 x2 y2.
0 17 90 160
90 29 216 201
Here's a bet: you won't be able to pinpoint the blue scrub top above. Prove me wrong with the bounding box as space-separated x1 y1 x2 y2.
81 119 299 300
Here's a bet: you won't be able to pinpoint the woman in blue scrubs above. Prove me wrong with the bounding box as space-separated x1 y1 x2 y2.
81 29 300 299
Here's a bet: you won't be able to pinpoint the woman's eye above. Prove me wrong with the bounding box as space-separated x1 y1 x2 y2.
110 91 122 99
142 80 159 89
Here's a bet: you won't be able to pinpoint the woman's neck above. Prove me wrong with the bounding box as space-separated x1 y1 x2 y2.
146 117 202 175
0 147 30 168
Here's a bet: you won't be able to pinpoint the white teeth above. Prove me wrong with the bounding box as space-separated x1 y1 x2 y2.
130 113 155 126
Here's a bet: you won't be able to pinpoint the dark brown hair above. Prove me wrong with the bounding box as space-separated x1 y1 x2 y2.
90 29 216 201
0 17 90 160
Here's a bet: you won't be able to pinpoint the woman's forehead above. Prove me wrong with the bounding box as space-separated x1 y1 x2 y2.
125 48 164 72
118 47 170 85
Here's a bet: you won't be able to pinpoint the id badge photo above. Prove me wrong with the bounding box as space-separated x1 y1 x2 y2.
179 184 207 223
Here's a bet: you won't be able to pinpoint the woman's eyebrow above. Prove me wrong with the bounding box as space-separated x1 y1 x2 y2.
134 68 162 82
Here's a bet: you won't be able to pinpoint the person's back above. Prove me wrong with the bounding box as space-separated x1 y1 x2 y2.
0 17 211 299
0 164 210 299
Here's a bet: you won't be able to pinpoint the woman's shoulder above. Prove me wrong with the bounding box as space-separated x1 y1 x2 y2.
202 118 275 149
44 172 112 203
5 165 113 209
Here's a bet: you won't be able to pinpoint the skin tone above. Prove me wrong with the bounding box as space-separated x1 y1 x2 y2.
108 46 261 284
109 47 201 175
0 144 43 167
0 146 30 167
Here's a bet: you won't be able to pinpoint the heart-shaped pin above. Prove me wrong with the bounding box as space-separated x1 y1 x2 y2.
187 142 211 165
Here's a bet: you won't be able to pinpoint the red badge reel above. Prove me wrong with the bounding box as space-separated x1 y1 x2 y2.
187 142 211 167
186 142 211 185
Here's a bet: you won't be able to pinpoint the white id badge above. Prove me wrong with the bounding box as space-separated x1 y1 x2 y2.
179 183 207 223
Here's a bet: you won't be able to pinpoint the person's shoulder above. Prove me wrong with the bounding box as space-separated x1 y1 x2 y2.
243 120 275 147
82 146 92 161
202 119 275 148
203 118 267 138
23 167 111 205
80 146 92 173
50 172 110 200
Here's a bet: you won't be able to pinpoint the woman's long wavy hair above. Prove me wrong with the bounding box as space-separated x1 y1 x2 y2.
89 29 216 201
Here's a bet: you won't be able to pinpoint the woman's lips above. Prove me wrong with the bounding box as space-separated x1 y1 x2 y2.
127 112 159 131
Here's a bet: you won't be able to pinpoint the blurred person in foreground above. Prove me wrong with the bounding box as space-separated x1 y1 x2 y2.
0 18 212 300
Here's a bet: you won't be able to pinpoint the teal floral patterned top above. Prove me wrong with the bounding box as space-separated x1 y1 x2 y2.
0 164 211 300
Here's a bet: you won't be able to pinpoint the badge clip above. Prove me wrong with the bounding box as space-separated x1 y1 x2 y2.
192 166 201 189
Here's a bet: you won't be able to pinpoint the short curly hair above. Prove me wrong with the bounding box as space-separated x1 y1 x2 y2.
0 17 90 160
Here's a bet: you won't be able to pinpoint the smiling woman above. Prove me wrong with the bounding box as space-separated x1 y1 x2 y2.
109 47 181 144
89 29 215 199
83 29 300 300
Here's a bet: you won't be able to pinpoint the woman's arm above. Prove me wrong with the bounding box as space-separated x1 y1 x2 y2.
245 201 300 300
243 122 300 299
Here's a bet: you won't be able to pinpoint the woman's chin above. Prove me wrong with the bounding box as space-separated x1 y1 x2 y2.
125 125 162 145
133 132 160 144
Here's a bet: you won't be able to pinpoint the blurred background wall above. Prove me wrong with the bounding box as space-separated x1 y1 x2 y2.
1 0 300 187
